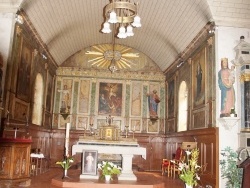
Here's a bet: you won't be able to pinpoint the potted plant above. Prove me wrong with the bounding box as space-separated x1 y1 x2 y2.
220 147 242 188
177 148 201 188
97 161 122 181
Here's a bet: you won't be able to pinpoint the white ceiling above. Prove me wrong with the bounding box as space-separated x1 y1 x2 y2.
2 0 250 72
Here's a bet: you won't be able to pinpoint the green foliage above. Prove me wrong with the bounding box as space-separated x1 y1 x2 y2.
56 155 74 170
178 148 201 186
220 147 243 188
98 161 122 177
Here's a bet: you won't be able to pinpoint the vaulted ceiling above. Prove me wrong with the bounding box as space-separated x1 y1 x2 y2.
2 0 250 72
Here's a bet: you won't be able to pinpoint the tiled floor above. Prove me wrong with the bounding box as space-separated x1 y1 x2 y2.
28 168 185 188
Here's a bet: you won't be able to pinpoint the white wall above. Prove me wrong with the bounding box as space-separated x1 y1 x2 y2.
215 26 250 188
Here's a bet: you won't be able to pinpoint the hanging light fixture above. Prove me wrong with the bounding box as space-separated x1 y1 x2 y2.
101 0 141 39
109 29 118 73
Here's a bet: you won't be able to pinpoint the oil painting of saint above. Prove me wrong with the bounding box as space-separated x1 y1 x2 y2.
98 82 122 116
17 41 32 101
193 49 205 107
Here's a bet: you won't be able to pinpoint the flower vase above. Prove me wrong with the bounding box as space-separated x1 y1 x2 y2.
62 169 68 179
105 175 111 181
185 183 193 188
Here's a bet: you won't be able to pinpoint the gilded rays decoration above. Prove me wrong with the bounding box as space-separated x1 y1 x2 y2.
86 44 139 70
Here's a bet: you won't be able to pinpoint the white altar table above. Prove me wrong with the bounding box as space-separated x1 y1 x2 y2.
72 142 146 180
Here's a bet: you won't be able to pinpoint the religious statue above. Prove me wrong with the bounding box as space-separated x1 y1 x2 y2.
218 58 235 117
147 90 160 120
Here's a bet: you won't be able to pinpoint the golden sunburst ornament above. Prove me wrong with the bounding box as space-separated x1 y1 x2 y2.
86 44 139 71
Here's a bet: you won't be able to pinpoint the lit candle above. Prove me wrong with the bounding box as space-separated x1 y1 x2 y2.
65 123 70 156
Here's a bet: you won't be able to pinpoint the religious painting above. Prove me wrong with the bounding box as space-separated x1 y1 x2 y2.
78 80 90 113
82 150 98 175
16 39 32 101
76 116 88 130
147 119 158 133
131 119 141 132
167 77 175 118
59 115 70 129
13 98 29 122
193 110 206 129
131 82 142 116
98 82 122 116
192 48 205 108
58 79 73 114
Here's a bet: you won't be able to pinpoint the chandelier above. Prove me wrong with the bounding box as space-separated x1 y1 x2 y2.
101 0 141 39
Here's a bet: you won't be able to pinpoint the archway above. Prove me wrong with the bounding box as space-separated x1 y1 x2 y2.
32 73 44 125
177 81 188 132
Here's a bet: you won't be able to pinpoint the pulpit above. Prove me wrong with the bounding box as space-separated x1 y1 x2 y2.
0 138 32 187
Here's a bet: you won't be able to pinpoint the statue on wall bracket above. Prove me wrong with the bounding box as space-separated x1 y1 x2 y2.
147 90 160 121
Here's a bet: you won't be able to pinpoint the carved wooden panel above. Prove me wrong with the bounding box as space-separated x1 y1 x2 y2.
0 140 31 180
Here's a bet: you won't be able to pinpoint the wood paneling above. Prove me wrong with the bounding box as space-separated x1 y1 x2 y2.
165 127 218 188
8 126 218 187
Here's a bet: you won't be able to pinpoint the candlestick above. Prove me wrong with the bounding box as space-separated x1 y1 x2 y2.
65 123 70 156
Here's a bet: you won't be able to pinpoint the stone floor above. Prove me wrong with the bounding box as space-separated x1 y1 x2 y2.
28 168 185 188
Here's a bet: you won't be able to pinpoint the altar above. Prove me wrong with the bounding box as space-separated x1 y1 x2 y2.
72 138 146 180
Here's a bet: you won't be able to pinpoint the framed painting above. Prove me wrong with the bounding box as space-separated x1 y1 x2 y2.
82 150 98 175
59 79 73 114
78 79 90 113
98 82 122 116
131 119 141 132
76 116 88 130
167 76 175 118
147 119 158 133
192 48 205 108
13 98 29 122
16 39 32 101
131 82 142 116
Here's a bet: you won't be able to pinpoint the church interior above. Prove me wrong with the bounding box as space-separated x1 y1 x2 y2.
1 0 250 188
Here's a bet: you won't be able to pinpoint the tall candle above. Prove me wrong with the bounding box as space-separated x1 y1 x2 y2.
65 123 70 156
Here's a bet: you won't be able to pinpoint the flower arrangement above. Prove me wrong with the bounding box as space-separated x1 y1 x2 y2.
98 161 122 177
220 147 242 188
56 155 74 170
178 148 201 187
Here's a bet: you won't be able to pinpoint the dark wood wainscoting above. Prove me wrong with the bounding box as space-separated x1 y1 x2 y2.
164 128 219 188
6 126 218 187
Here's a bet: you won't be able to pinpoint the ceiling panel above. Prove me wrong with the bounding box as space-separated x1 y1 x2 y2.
1 0 248 71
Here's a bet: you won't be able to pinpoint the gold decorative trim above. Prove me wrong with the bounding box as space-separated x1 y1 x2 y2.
86 44 139 70
56 67 165 82
240 73 250 82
